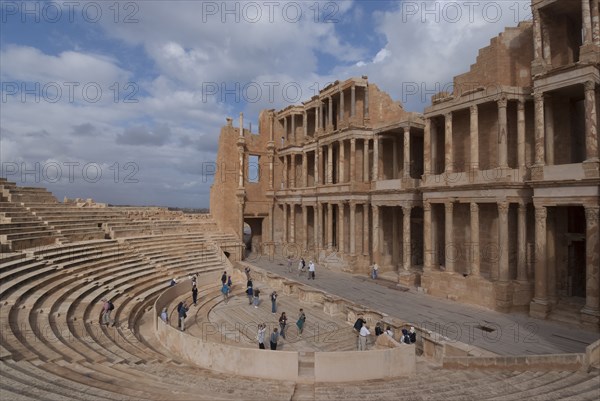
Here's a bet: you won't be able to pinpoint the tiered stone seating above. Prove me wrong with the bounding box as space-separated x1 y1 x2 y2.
0 190 62 252
106 219 213 238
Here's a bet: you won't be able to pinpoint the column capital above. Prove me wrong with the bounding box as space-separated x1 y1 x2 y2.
470 202 479 213
517 99 525 111
470 104 478 115
498 201 509 215
445 112 453 121
497 97 508 109
534 91 545 102
518 202 528 213
444 202 454 212
402 204 412 213
584 80 597 92
535 206 547 222
423 201 432 212
584 205 599 222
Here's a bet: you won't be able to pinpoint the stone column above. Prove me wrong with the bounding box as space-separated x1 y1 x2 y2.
445 112 453 173
338 203 345 253
283 156 288 189
268 154 274 190
327 143 333 184
444 202 454 272
290 204 296 243
350 202 356 255
372 205 380 263
283 117 288 141
363 203 369 255
392 208 399 267
291 114 296 143
498 98 508 168
302 205 308 251
534 92 545 165
583 206 600 316
424 118 431 175
541 13 551 65
431 118 438 174
592 0 600 46
544 94 554 165
283 203 288 242
583 0 593 45
316 147 321 185
364 85 369 120
339 140 345 183
315 106 320 133
269 203 274 242
392 137 398 179
469 105 479 172
328 96 333 129
470 203 480 276
584 81 599 160
423 201 432 270
373 136 379 181
314 205 320 249
498 202 510 281
533 9 543 65
302 152 308 187
517 100 526 170
327 203 333 249
350 138 356 182
303 111 307 138
531 206 549 317
350 85 356 118
319 101 324 130
403 205 411 270
403 127 411 178
363 139 370 182
290 154 296 188
517 203 528 282
339 88 344 122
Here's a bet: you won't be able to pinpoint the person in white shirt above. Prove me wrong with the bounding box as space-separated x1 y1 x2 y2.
308 261 315 280
359 324 370 351
385 326 394 338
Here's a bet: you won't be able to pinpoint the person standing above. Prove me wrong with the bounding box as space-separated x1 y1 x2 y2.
353 315 366 349
359 324 370 351
257 323 267 349
178 302 188 331
296 309 306 337
270 327 280 350
221 271 227 285
227 275 232 288
287 256 293 273
371 263 379 279
298 258 305 276
192 284 198 306
308 261 315 280
221 282 230 304
278 312 288 339
246 285 254 305
253 288 261 308
270 291 278 314
160 307 168 324
101 299 113 326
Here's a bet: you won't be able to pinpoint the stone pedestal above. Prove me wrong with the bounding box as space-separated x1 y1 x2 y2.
580 306 600 329
582 159 600 178
494 281 514 313
580 44 600 64
512 281 534 311
529 298 551 319
398 271 421 287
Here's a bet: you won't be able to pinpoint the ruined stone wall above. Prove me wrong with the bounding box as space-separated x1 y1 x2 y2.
453 22 533 96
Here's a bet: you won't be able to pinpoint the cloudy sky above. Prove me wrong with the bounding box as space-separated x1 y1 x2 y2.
1 0 530 208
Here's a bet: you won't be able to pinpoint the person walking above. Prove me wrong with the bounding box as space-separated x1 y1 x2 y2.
287 256 293 273
227 275 232 288
178 302 188 331
192 284 198 306
359 324 370 351
270 327 280 350
246 285 254 305
160 307 168 324
270 291 278 314
253 288 261 308
298 258 305 276
101 299 114 326
308 261 315 280
296 309 306 337
278 312 288 339
221 282 230 304
353 315 366 349
257 323 267 349
221 271 227 285
371 263 379 279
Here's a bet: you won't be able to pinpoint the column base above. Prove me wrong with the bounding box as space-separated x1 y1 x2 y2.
529 298 551 319
582 159 600 178
398 270 421 287
494 281 514 313
580 43 600 64
530 164 544 181
531 60 546 77
580 306 600 330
